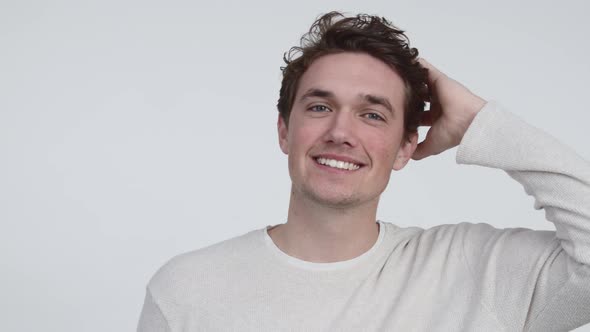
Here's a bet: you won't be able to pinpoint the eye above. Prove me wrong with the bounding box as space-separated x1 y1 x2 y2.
364 112 385 121
308 105 330 112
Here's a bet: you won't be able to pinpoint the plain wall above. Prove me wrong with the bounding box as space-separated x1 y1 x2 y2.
1 0 589 331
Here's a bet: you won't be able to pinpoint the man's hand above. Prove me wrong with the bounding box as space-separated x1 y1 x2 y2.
412 59 487 160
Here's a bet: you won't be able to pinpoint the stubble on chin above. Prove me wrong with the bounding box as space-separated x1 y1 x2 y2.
294 183 365 210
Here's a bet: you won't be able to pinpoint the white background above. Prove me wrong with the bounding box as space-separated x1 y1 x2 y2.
1 0 589 331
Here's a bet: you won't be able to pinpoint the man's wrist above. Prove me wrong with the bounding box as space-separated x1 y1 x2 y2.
463 98 487 131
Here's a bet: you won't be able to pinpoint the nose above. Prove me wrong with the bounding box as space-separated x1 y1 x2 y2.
323 110 357 148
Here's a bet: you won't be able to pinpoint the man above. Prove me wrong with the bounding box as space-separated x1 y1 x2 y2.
138 12 590 331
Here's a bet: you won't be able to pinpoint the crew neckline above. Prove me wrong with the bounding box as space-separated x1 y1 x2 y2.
263 220 385 271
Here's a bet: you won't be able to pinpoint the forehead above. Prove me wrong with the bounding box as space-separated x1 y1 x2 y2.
296 52 406 106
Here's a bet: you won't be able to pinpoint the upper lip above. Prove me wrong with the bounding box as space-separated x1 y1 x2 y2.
313 153 366 166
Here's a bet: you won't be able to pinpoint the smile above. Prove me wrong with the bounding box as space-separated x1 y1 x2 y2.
315 157 361 171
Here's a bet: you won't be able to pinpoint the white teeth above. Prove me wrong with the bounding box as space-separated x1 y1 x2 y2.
316 157 360 171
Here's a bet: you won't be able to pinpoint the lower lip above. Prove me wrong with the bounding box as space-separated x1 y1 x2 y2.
313 158 362 174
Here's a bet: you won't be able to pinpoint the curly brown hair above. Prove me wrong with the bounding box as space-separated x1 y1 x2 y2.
277 11 428 142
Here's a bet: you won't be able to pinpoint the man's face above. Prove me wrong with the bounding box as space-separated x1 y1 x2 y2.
278 52 418 208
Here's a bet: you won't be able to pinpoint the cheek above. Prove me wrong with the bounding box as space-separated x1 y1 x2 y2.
365 134 399 168
289 121 321 150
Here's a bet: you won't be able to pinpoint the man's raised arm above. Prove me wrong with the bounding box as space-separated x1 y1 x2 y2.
417 59 590 330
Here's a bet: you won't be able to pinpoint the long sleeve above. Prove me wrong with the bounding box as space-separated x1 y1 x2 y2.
137 288 171 332
134 101 590 331
456 101 590 331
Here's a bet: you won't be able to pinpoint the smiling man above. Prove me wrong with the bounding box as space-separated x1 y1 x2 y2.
138 12 590 331
270 51 419 263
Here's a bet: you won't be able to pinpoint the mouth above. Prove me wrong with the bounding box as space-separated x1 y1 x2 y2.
313 155 365 171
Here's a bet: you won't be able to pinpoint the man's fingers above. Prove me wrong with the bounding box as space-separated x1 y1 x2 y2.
412 140 431 161
418 58 445 86
412 130 435 160
412 127 446 160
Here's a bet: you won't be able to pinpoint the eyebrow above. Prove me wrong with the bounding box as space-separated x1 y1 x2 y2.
299 88 335 101
362 94 395 117
299 88 395 117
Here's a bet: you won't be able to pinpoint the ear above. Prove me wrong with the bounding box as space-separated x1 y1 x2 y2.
392 132 418 171
277 114 289 155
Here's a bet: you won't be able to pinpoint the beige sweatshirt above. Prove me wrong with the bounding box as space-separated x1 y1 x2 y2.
137 102 590 331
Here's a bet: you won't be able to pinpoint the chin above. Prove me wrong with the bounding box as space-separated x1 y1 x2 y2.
304 187 364 208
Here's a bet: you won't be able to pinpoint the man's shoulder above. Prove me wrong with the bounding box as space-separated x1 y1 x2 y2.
146 227 264 304
418 221 555 242
399 221 556 250
415 222 558 265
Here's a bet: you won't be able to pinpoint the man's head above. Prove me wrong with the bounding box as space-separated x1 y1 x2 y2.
277 11 428 143
277 12 428 208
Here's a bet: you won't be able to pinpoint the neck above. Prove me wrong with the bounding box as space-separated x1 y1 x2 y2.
268 188 381 263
